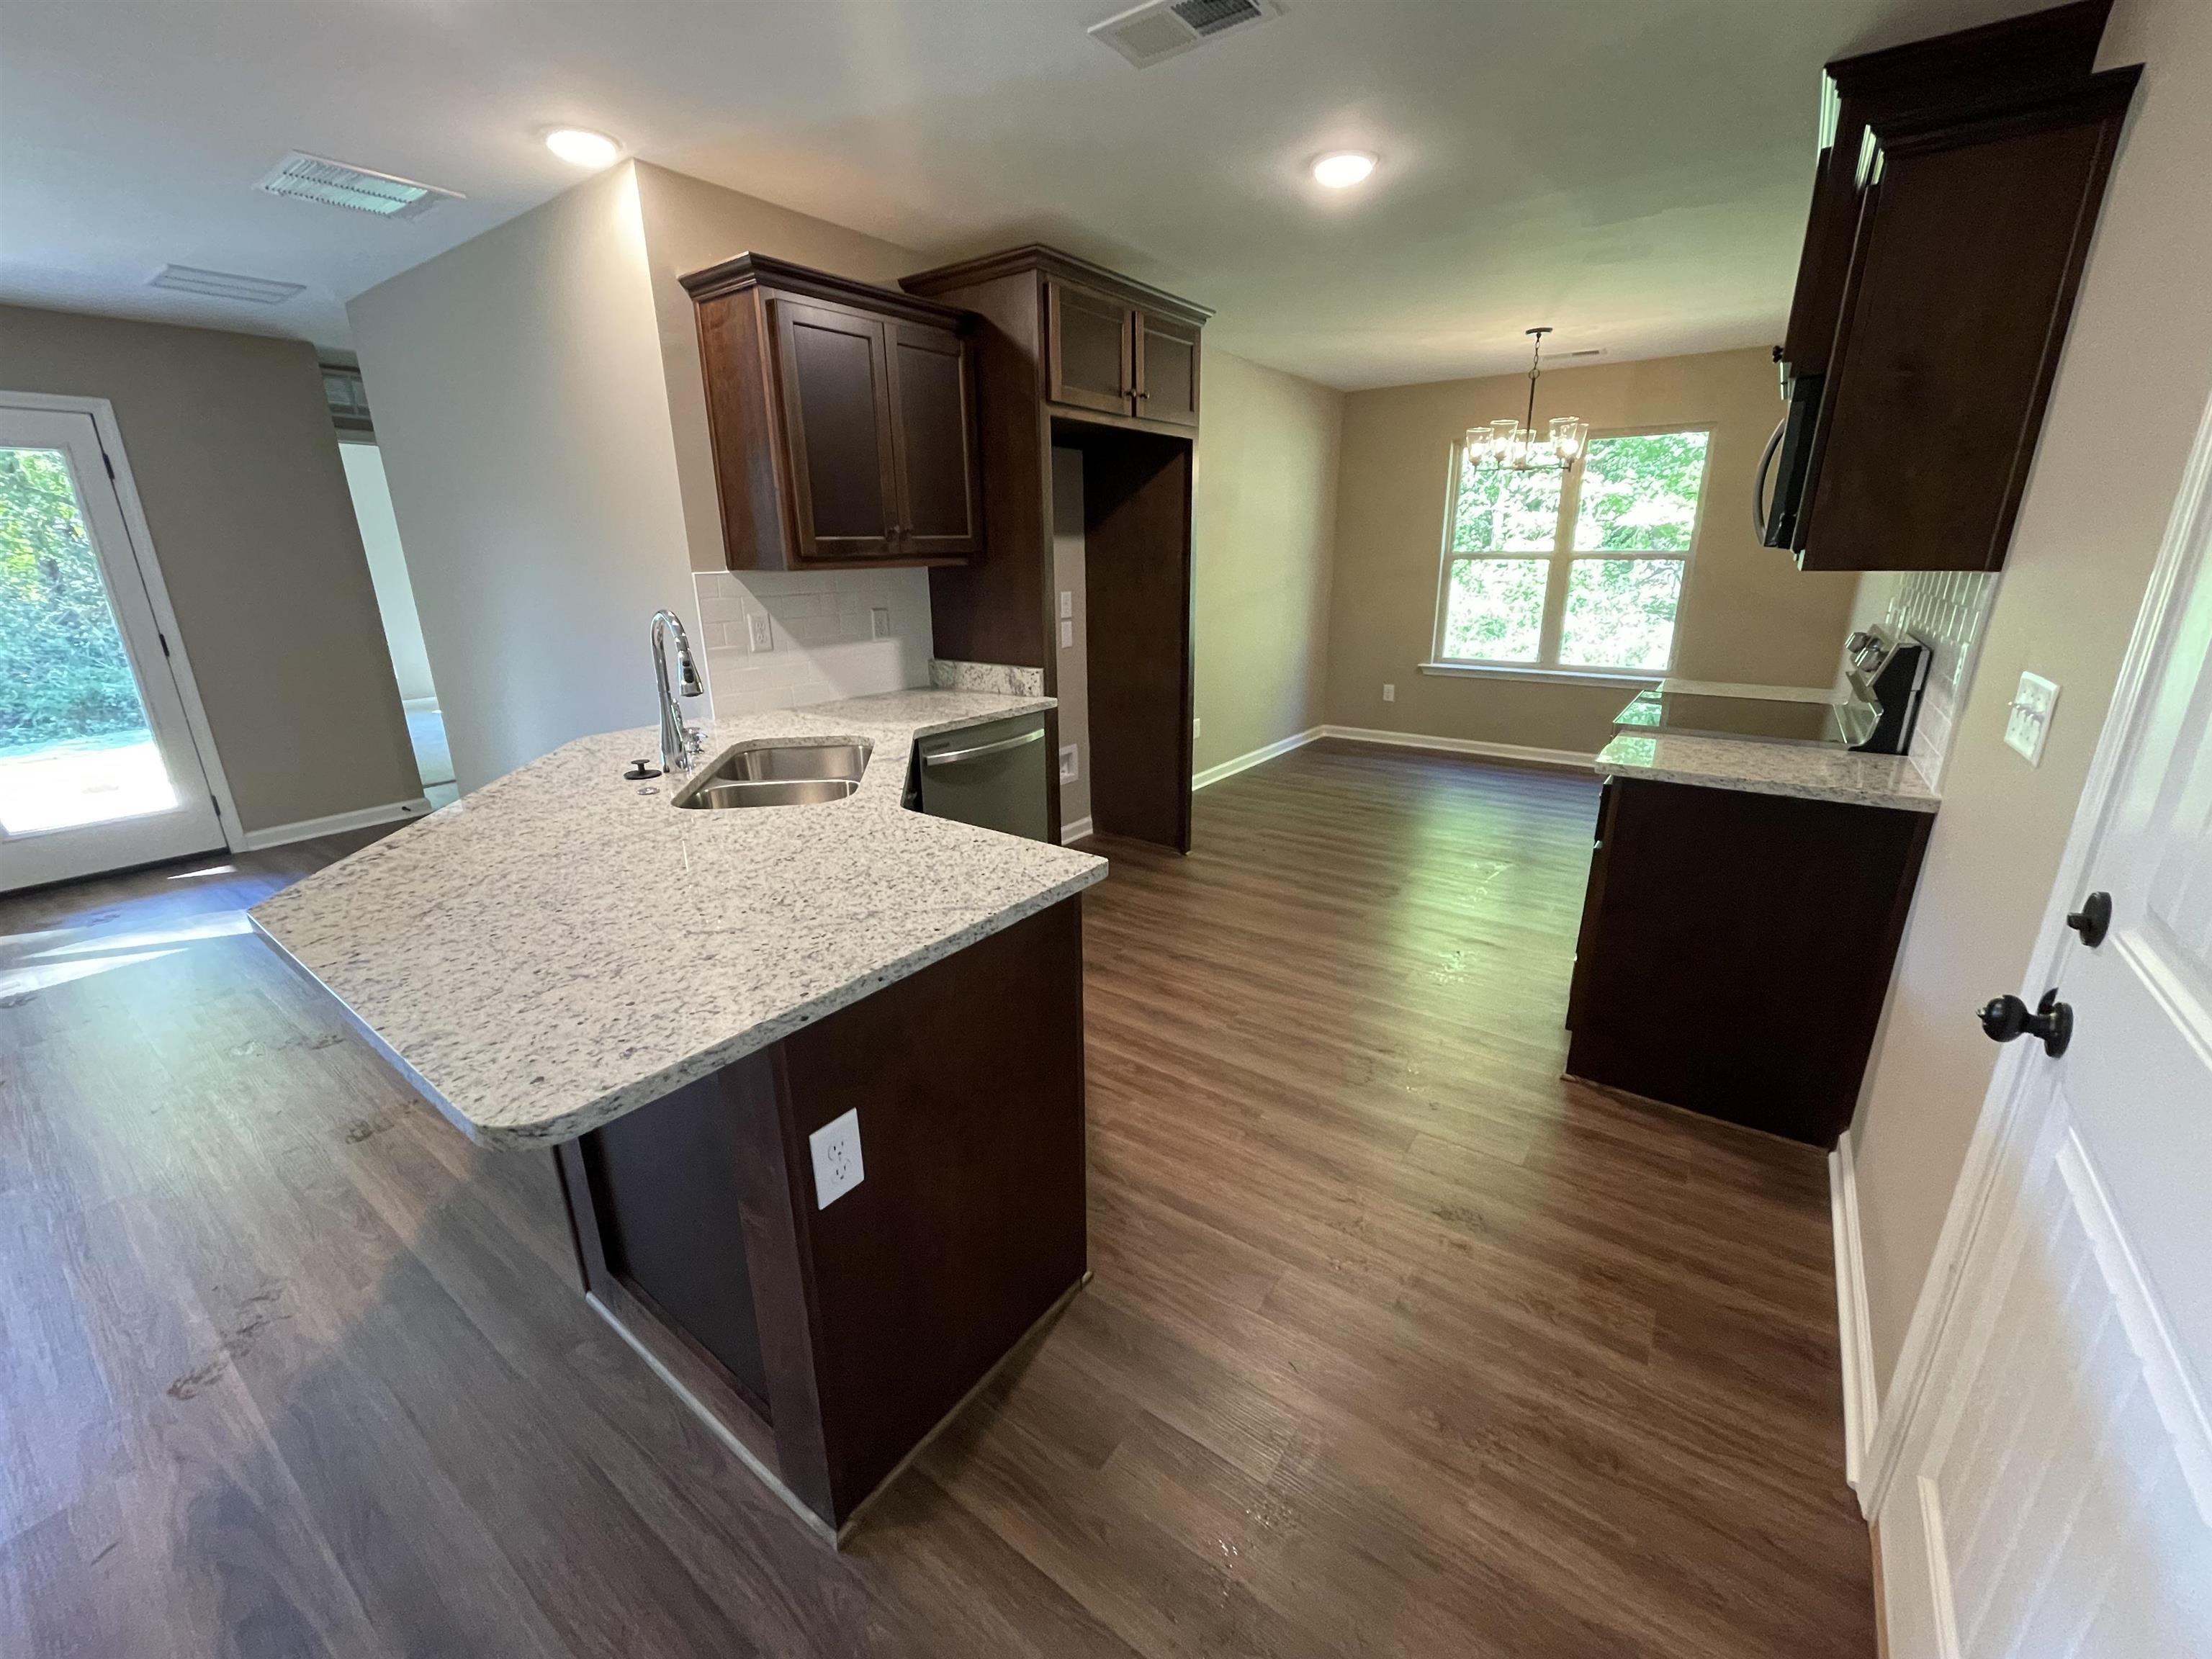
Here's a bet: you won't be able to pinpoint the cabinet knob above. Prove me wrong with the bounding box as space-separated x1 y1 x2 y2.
1978 988 2073 1058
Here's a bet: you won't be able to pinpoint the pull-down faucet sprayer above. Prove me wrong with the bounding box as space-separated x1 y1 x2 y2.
650 609 706 776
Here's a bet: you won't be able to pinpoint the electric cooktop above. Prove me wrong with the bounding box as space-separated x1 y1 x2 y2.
1614 690 1875 749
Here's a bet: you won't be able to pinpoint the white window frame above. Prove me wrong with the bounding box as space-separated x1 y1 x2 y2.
1428 423 1715 678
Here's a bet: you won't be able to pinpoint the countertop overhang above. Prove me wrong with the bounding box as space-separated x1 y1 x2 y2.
251 688 1105 1150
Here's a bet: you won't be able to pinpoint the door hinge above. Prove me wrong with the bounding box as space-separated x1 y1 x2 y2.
102 451 116 480
210 793 222 817
157 631 171 657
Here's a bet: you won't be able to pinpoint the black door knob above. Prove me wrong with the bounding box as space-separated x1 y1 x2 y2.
2067 891 2112 948
1979 988 2073 1058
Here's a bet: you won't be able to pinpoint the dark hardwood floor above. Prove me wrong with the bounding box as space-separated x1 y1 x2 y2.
0 743 1874 1658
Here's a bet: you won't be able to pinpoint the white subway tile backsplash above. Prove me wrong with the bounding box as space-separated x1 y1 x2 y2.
1867 568 1998 783
693 567 932 718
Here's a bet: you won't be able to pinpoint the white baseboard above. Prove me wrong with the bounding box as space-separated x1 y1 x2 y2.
1192 726 1326 791
1319 724 1596 772
1830 1135 1881 1502
1060 815 1094 845
237 796 433 853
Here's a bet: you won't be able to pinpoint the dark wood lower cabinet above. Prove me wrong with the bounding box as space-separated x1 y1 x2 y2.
1565 778 1930 1146
555 899 1088 1542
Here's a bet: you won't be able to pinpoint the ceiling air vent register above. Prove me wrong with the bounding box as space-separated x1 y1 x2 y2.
147 264 305 305
256 152 462 220
1088 0 1283 68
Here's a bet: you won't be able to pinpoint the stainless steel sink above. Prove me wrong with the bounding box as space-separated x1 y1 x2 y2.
670 739 873 810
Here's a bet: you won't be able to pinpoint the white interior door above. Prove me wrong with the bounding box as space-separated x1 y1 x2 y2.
1875 436 2212 1655
0 405 225 892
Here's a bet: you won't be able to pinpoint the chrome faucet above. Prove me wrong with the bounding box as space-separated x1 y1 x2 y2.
649 609 706 775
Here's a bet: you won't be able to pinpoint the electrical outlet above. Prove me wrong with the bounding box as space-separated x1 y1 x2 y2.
1382 683 1395 703
808 1109 864 1208
1058 590 1074 620
871 606 891 639
747 613 774 653
2004 671 2059 765
1059 744 1080 783
1059 618 1074 649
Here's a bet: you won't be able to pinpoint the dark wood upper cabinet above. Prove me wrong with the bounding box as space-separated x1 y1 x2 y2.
1135 312 1201 429
1801 73 2136 572
1772 0 2137 572
771 297 901 561
1780 0 2111 385
886 320 983 558
938 249 1208 432
681 253 984 571
1047 279 1135 415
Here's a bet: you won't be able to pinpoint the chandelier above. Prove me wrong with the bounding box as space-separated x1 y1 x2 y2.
1466 327 1588 472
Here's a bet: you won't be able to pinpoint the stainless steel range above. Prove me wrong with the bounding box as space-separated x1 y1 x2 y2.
1613 624 1931 755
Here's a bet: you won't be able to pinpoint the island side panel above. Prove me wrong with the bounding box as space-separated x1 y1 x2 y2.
553 1056 791 1491
774 896 1088 1520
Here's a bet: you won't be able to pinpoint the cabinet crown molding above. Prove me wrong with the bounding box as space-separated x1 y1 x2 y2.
901 243 1213 327
680 251 973 329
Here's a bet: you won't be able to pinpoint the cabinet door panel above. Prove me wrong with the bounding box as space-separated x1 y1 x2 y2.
1801 99 2122 572
1047 279 1133 415
886 320 981 557
770 299 898 559
1134 313 1200 428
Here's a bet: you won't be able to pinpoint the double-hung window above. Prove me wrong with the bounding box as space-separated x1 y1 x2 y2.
1433 428 1712 675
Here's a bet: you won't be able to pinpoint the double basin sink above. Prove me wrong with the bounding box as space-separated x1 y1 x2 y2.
670 739 874 810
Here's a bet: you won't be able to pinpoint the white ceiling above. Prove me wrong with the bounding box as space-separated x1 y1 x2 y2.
1 0 2044 390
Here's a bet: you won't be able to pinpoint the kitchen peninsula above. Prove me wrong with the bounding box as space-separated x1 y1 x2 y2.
251 687 1105 1542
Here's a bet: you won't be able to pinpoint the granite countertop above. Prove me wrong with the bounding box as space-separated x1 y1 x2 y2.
1594 730 1939 812
251 688 1105 1151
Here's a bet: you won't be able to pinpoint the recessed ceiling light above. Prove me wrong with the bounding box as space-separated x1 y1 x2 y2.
1311 151 1377 189
545 128 621 169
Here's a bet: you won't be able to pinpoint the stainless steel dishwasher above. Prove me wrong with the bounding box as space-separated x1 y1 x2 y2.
914 714 1051 842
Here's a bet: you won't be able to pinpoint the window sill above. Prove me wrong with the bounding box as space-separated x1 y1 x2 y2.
1419 662 1663 690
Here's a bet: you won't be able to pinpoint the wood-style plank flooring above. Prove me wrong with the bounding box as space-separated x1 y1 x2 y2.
1 742 1874 1657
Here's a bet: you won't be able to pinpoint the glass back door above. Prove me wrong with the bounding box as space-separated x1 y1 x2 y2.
1 405 224 891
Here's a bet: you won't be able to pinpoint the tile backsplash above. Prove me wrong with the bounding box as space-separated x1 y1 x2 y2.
1861 568 2000 781
692 567 932 717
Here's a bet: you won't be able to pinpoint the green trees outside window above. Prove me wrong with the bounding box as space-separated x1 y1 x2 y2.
1 446 154 755
1437 429 1710 673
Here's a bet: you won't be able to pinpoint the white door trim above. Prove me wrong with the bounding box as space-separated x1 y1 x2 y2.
1858 381 2212 1524
1 390 245 852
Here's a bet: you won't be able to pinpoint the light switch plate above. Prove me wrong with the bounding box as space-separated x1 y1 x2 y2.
1193 716 1202 739
809 1109 864 1208
1058 618 1074 649
1058 590 1074 620
1059 744 1079 783
2004 671 2059 765
1382 683 1395 703
747 613 774 653
870 606 891 639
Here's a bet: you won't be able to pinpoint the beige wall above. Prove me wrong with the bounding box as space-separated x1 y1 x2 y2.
631 161 920 580
1193 350 1344 773
350 164 693 793
1850 0 2212 1401
1323 347 1861 753
0 305 419 831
